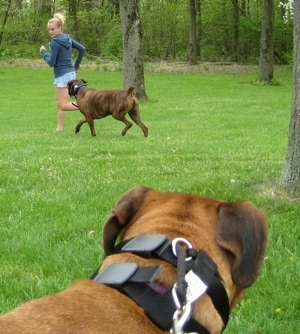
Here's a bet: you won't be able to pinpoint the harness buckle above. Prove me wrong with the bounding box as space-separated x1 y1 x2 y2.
94 263 138 285
122 234 167 255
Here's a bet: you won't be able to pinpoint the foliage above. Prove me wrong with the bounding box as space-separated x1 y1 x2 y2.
142 0 189 61
0 44 37 58
0 0 294 63
0 64 299 332
73 8 121 57
279 0 294 22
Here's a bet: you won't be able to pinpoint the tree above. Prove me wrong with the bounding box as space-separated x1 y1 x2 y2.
0 0 12 46
196 0 202 59
258 0 274 83
119 0 147 100
282 0 300 195
0 0 295 64
188 0 198 64
231 0 239 62
31 0 52 43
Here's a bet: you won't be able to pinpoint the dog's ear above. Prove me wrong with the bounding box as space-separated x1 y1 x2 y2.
80 79 87 84
216 201 267 288
67 81 73 96
103 185 150 256
127 86 135 95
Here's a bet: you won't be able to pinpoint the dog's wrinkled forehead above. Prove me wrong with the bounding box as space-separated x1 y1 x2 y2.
69 79 86 87
77 79 87 85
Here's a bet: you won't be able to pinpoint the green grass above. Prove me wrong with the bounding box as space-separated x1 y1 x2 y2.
0 63 299 333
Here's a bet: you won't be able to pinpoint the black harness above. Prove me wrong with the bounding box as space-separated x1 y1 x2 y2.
91 235 229 333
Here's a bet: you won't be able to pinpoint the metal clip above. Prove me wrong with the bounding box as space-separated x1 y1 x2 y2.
170 285 193 334
172 238 193 262
171 284 181 310
170 301 192 334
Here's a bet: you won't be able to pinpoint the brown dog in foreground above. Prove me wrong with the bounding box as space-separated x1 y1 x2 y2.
67 79 148 137
0 186 267 334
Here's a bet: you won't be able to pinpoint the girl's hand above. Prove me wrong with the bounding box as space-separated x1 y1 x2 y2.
40 45 46 52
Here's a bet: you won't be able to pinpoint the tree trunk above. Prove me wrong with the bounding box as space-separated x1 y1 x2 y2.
258 0 274 83
31 0 52 43
196 0 202 60
231 0 239 62
119 0 147 100
0 0 12 46
188 0 198 65
282 0 300 196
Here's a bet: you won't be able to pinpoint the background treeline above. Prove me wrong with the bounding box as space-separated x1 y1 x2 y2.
0 0 293 64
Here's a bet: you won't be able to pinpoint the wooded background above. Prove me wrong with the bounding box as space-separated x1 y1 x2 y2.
0 0 293 64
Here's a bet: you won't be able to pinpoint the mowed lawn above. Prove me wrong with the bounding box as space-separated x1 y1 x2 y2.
0 62 299 333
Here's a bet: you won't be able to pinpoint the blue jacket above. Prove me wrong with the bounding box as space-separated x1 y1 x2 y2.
41 34 86 78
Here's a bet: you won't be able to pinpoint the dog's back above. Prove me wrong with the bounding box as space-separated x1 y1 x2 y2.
77 86 137 119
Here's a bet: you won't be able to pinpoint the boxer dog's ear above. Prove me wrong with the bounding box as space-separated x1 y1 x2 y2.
103 185 150 256
216 201 267 288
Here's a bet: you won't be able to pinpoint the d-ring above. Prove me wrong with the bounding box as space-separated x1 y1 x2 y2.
172 238 193 261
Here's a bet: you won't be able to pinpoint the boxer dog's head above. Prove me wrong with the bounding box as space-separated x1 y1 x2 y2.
102 185 268 333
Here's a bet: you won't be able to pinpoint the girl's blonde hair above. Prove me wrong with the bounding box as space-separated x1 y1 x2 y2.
48 13 66 28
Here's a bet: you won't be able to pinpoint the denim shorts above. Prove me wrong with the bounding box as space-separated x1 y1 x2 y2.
54 72 76 88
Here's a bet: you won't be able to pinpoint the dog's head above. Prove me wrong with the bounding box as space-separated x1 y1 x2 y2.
102 185 268 332
67 79 87 97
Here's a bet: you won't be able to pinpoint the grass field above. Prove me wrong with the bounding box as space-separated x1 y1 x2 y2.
0 62 299 333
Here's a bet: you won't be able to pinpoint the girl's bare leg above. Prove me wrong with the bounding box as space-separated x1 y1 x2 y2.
55 86 78 131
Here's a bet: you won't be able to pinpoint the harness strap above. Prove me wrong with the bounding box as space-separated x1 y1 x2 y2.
93 263 177 331
94 262 162 285
93 255 223 333
115 235 230 329
123 282 175 330
116 281 210 334
93 235 230 333
192 252 230 328
206 277 230 330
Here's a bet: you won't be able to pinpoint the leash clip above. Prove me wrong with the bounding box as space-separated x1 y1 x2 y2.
170 286 197 334
170 300 195 334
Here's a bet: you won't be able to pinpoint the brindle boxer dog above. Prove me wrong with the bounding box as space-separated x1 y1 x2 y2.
0 186 267 334
67 79 148 137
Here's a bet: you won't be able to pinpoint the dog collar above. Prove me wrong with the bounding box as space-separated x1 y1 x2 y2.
73 84 87 97
92 234 229 333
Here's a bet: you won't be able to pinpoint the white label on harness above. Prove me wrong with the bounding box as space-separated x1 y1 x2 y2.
185 270 208 303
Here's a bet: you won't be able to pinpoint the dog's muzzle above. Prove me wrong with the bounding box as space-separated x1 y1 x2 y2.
92 234 230 334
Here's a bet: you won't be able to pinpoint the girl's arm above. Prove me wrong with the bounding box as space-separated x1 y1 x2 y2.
40 41 59 68
72 39 86 70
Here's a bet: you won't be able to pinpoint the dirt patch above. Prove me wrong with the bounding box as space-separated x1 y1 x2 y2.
0 58 258 74
145 61 258 74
